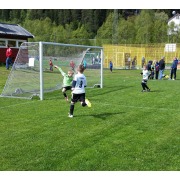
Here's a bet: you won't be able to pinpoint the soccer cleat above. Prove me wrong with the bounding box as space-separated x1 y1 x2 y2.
147 89 150 92
85 99 91 107
141 90 146 92
68 114 73 118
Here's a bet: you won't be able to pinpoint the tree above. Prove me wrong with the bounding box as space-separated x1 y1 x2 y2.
118 15 136 44
153 12 168 43
135 10 155 44
96 12 114 42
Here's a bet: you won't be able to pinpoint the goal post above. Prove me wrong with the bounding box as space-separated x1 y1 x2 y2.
1 41 103 100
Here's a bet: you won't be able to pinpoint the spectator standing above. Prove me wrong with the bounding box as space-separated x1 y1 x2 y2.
6 44 12 70
158 57 165 80
170 57 179 80
132 56 137 69
83 59 87 69
128 56 131 69
70 60 75 71
142 56 145 68
147 60 152 79
49 59 53 71
92 57 95 65
109 61 113 72
155 60 159 80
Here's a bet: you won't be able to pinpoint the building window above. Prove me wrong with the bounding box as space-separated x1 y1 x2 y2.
0 40 6 46
17 41 26 47
8 40 16 47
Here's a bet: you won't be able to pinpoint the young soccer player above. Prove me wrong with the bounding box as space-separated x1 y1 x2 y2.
140 65 151 92
54 65 74 101
68 64 91 118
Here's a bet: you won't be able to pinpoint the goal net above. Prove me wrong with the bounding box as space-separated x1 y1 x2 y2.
1 42 103 100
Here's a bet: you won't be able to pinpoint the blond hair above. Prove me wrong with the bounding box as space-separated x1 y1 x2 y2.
68 70 74 75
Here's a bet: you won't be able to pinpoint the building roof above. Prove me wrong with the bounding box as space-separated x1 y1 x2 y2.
0 22 34 38
168 13 180 22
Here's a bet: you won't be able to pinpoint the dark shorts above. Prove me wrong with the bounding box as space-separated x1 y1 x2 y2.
71 93 85 103
142 79 147 84
63 86 72 91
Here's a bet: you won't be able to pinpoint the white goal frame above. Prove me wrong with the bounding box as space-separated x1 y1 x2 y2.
1 41 104 100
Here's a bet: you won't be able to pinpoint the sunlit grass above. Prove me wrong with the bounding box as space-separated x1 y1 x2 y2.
0 66 179 171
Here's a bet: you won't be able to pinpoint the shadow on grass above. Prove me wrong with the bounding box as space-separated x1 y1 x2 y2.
90 85 134 98
78 112 125 120
149 90 162 93
140 90 162 93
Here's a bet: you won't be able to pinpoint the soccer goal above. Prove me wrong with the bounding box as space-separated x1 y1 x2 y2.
1 42 103 100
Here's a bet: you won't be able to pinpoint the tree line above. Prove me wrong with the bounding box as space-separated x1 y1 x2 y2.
0 9 179 46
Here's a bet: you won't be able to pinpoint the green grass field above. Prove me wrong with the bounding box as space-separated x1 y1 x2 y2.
0 66 179 171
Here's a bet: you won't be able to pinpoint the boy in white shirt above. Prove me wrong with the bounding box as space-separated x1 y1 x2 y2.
69 64 91 118
141 65 151 92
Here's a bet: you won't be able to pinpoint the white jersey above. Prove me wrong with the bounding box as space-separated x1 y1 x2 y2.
142 69 149 80
72 73 87 94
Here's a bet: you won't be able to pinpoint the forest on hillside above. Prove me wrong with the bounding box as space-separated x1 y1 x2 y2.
0 9 180 45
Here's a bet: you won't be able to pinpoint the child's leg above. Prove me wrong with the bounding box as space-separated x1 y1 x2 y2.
62 88 69 101
62 88 67 97
141 82 146 90
69 102 75 116
80 93 91 107
69 94 77 117
141 80 150 91
144 83 150 90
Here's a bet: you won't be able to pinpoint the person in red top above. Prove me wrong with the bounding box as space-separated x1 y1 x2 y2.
6 44 12 70
70 60 75 71
49 59 53 71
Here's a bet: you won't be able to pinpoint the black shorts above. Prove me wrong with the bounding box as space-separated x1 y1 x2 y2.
142 79 147 84
71 93 85 103
63 86 72 91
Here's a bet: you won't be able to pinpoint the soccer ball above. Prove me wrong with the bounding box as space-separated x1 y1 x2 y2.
15 88 23 94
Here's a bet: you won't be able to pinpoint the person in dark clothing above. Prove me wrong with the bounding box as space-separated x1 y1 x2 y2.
158 57 165 80
155 60 159 80
109 61 113 72
142 57 145 68
147 60 152 79
170 57 179 80
132 56 137 69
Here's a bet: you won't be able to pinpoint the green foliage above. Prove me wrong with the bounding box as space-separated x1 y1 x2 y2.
96 12 114 39
0 9 180 44
152 12 169 43
135 10 155 43
0 66 180 170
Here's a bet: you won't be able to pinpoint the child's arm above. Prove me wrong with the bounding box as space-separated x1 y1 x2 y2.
54 65 65 76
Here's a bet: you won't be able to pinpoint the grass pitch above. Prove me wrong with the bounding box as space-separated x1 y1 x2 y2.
0 66 179 171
